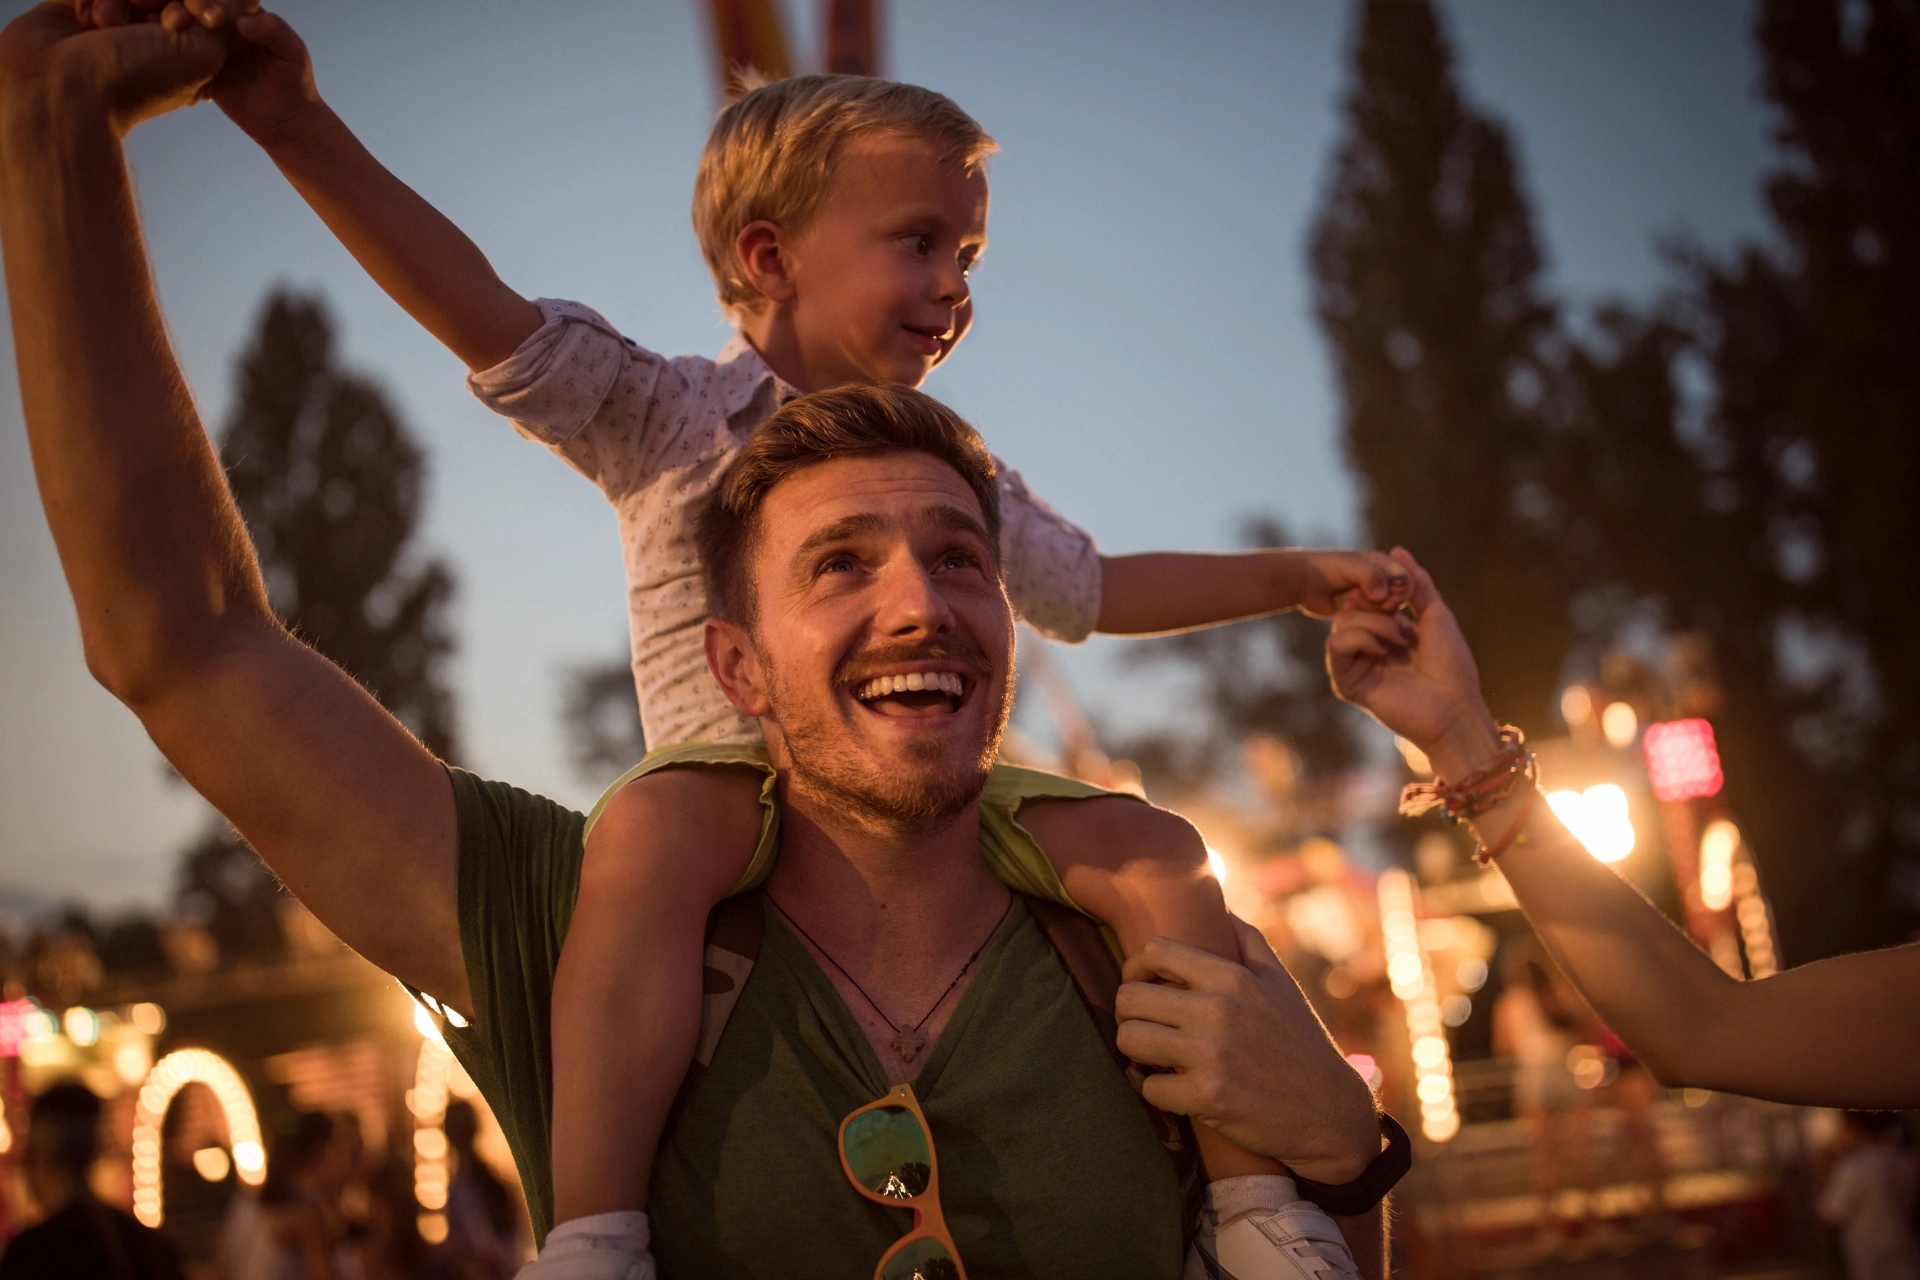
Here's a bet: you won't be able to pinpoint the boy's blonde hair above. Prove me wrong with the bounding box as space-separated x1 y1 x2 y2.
693 75 998 317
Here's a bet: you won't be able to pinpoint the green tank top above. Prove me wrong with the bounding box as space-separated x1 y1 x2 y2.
433 767 1186 1277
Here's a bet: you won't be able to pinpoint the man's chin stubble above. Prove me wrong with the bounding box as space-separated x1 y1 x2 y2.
787 725 992 836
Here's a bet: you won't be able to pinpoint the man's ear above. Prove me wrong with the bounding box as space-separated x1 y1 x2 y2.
734 220 797 305
705 616 772 718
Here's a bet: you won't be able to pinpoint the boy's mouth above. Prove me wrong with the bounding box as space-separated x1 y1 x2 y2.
851 669 969 718
902 325 951 358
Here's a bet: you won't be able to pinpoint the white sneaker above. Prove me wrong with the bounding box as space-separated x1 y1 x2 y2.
515 1211 656 1280
1185 1176 1363 1280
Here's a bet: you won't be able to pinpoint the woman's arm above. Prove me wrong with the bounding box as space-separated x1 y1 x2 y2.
1327 550 1920 1108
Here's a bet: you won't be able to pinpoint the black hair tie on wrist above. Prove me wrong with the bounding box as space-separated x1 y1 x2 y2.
1292 1113 1412 1217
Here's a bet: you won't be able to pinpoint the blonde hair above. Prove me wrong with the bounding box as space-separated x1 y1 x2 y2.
693 75 998 318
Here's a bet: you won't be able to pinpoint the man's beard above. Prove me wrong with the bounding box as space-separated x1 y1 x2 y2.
765 636 1011 834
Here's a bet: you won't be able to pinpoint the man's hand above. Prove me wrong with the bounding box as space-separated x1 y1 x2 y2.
1291 548 1413 619
3 2 224 135
1326 547 1501 779
1115 917 1381 1184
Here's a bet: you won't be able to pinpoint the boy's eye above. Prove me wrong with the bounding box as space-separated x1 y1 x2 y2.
905 234 932 256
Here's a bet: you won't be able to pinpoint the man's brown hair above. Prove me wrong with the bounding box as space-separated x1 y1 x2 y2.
693 74 998 318
696 383 1001 628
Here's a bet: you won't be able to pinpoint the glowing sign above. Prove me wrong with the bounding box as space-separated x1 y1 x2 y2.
1643 718 1723 802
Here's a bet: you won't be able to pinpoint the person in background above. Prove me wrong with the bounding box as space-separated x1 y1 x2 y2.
438 1102 518 1280
1818 1112 1920 1280
0 1082 183 1280
1491 945 1592 1249
235 1113 346 1280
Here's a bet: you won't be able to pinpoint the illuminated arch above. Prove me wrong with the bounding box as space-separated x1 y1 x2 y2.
132 1048 266 1226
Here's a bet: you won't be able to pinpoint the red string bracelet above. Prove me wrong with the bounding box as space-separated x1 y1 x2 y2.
1474 783 1538 865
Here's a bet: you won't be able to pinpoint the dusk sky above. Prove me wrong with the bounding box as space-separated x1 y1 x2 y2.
0 0 1774 915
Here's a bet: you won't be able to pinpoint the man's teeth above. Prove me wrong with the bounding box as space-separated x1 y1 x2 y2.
854 672 966 700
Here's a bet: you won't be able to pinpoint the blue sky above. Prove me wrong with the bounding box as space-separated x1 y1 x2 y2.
0 0 1773 914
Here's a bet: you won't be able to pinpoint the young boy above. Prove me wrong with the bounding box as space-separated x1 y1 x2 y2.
114 2 1405 1273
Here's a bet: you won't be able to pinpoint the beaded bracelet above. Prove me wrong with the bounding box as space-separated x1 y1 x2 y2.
1398 726 1535 822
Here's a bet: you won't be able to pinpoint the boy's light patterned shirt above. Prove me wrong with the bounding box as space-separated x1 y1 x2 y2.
469 299 1103 748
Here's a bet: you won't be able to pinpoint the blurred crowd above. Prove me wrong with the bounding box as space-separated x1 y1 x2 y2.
0 1085 521 1280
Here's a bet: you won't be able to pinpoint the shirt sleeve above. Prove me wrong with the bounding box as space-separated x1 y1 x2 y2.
433 765 587 1246
465 298 687 496
996 462 1103 643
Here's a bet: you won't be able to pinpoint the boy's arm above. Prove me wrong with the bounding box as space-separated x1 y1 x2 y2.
216 11 542 371
1096 549 1411 635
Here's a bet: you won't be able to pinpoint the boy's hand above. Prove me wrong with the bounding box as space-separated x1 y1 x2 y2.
59 0 312 150
1292 548 1413 618
206 9 317 148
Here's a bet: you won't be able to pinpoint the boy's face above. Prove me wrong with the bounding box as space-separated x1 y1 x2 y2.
780 135 988 389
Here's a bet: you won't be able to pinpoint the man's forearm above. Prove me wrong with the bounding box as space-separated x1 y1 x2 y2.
261 101 541 371
0 78 271 702
1096 550 1306 635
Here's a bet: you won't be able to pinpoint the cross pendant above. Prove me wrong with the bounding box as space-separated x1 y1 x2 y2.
890 1026 927 1063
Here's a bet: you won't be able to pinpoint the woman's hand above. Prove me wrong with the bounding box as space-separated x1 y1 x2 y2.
1325 548 1501 780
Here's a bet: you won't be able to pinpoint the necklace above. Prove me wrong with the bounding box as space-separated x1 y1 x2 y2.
767 891 1014 1064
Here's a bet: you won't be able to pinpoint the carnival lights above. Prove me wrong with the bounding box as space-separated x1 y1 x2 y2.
133 1048 265 1227
1378 869 1459 1143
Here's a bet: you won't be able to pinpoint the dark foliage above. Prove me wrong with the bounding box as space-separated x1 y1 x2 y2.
1117 521 1367 799
1307 0 1920 960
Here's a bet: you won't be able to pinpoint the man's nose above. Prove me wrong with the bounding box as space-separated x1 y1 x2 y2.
876 556 955 638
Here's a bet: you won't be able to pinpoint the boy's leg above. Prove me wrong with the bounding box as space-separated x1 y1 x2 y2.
548 765 764 1225
1018 796 1285 1182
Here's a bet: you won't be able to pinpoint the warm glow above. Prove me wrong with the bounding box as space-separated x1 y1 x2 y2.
1205 846 1227 884
134 1049 266 1226
1546 785 1636 863
1560 685 1593 727
128 1002 167 1036
191 1146 231 1182
62 1006 99 1048
1700 820 1739 911
413 1002 447 1047
0 1113 11 1155
1601 701 1639 748
418 1213 449 1244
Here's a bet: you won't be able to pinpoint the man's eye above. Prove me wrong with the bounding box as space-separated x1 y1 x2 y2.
939 551 977 572
821 556 856 575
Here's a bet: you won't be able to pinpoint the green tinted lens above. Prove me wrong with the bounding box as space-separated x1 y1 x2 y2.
879 1235 961 1280
842 1105 932 1200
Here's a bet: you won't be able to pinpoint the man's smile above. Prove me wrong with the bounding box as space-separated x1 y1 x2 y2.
850 667 971 717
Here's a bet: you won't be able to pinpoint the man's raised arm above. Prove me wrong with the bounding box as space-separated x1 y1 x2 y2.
0 5 467 1011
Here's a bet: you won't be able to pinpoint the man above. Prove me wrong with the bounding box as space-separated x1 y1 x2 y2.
0 1084 183 1280
0 6 1392 1274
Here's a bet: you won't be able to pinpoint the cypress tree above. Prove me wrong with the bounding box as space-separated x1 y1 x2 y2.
177 291 460 959
1309 0 1570 737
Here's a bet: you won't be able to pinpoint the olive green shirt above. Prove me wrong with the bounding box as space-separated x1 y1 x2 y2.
434 767 1186 1277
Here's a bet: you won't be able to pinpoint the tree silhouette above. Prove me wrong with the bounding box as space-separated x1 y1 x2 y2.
1309 0 1571 738
560 655 646 787
1557 0 1920 959
176 291 461 960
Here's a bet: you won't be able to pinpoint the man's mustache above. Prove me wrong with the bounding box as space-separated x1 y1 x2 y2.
832 638 995 693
